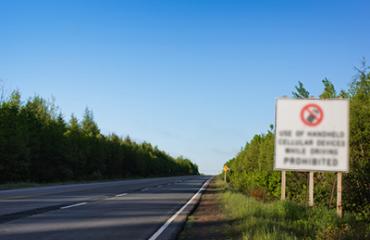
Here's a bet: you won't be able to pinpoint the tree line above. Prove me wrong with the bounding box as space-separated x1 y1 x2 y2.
224 63 369 219
0 90 199 183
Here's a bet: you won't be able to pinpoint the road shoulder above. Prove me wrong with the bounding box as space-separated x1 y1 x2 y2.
177 178 233 240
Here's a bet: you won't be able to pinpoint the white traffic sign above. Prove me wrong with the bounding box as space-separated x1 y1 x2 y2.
274 98 349 172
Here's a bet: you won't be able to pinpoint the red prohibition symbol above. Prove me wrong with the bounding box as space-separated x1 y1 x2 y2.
300 103 324 127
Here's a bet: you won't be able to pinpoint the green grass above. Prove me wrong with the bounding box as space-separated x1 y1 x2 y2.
217 178 369 240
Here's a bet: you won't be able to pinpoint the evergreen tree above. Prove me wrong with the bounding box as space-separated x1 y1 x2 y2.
292 81 310 98
81 108 100 138
0 90 198 184
344 65 370 216
320 78 337 99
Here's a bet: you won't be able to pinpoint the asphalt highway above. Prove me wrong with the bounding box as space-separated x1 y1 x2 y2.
0 175 210 240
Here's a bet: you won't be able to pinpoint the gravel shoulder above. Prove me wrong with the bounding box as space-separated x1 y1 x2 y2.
177 178 232 240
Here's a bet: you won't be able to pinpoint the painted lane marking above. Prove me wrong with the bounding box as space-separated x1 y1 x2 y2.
115 193 128 197
60 202 87 209
148 178 212 240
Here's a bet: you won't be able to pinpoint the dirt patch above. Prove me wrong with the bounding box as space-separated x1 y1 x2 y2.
177 178 231 240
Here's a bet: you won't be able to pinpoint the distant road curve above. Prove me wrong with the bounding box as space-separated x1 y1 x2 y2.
0 175 211 240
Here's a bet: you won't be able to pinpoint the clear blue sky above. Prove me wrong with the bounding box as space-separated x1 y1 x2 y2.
1 0 369 174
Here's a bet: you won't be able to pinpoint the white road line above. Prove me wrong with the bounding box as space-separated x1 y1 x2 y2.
115 193 128 197
60 202 87 209
148 178 211 240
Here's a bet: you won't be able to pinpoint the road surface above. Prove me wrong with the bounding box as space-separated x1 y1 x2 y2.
0 175 210 240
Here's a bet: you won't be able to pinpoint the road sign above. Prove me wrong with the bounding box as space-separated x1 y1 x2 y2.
274 98 349 172
300 103 324 126
223 165 230 182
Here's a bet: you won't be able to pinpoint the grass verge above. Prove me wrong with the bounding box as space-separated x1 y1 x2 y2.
218 177 369 240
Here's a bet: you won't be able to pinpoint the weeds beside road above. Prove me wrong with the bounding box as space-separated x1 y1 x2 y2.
179 177 370 239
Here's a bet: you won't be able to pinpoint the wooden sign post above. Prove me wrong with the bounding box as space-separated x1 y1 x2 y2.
337 172 343 218
281 170 286 200
309 171 314 206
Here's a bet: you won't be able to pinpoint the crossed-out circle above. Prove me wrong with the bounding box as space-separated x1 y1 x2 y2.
300 103 324 127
